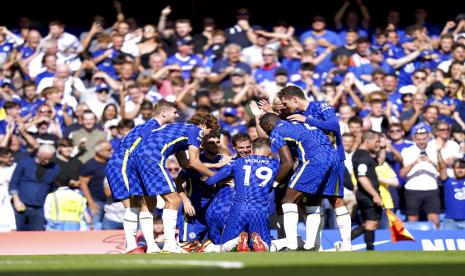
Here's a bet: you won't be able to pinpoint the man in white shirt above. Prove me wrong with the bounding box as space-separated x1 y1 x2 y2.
428 122 461 177
400 125 440 228
0 148 16 232
41 21 82 72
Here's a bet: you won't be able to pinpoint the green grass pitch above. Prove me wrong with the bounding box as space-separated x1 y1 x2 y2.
1 251 464 276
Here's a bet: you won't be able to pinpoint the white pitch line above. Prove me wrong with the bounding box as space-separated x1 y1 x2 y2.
0 259 245 269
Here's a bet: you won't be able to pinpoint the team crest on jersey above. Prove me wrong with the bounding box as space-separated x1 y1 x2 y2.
189 232 197 239
454 187 465 200
319 102 332 111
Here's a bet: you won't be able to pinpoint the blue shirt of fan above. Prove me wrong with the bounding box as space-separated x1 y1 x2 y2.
35 71 54 85
18 46 36 60
219 120 247 137
131 123 202 160
206 155 280 210
302 101 345 161
0 41 14 64
383 43 404 59
211 59 251 89
431 50 451 68
111 119 160 162
269 120 332 162
281 58 301 77
443 177 465 220
92 49 118 79
254 65 278 84
394 50 425 87
165 53 204 80
179 153 223 206
338 28 368 43
426 97 458 124
18 97 41 117
299 30 342 74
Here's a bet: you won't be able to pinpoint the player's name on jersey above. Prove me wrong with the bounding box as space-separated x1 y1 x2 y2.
245 159 271 165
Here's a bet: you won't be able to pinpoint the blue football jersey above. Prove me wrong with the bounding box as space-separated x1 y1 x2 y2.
111 119 160 162
302 101 345 161
444 178 465 220
131 123 202 161
206 155 280 210
269 120 331 162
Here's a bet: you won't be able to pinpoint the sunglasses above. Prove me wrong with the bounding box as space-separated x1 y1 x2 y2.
413 76 426 80
437 128 449 132
168 167 180 172
39 109 52 114
389 129 402 133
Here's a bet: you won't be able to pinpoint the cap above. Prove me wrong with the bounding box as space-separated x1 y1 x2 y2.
412 123 432 135
230 67 246 77
0 79 13 87
274 67 289 77
400 36 415 44
399 85 417 94
96 83 110 93
430 81 446 91
176 38 194 47
223 107 238 117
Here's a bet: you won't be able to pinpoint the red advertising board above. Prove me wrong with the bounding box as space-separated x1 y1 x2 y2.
0 231 126 255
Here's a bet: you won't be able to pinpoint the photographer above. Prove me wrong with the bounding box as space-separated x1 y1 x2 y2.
400 125 440 228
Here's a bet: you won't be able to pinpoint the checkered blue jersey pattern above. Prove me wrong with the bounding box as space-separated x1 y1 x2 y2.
269 120 332 162
130 123 202 160
206 155 280 211
105 119 160 201
302 101 345 161
205 185 234 244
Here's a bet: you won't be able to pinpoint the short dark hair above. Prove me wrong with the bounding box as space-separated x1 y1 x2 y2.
3 101 19 110
252 137 271 150
0 147 12 157
362 130 380 143
49 20 64 27
232 133 251 147
202 129 221 144
342 133 355 139
388 123 403 131
117 119 135 130
356 37 370 44
300 62 315 72
277 85 305 99
348 116 363 126
57 137 73 147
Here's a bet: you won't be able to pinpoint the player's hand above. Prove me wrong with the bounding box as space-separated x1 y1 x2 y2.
373 195 384 208
287 114 306 123
182 199 196 217
89 201 100 216
250 100 264 117
258 99 273 113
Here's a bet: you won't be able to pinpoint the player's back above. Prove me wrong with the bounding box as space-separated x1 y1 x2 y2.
271 120 331 161
303 101 345 161
231 155 280 210
131 123 202 160
111 119 160 161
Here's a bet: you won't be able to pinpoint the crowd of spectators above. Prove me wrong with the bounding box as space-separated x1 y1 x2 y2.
0 0 464 232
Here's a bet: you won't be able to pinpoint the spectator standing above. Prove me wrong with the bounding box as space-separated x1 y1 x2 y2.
9 145 60 231
54 138 82 188
0 148 16 231
400 125 441 228
79 140 113 230
70 111 107 164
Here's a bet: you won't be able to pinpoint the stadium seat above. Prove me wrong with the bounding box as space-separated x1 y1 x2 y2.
404 221 436 231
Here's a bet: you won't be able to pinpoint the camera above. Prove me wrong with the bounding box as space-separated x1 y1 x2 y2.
420 150 427 156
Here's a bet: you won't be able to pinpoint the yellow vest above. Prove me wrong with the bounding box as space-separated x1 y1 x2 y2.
46 188 87 222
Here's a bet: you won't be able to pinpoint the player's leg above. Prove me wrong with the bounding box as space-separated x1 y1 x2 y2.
281 187 304 250
328 196 352 251
161 192 184 253
220 207 248 252
250 211 271 252
138 196 160 253
303 195 323 251
122 197 141 252
364 219 379 250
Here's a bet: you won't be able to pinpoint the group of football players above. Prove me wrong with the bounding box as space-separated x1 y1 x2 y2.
106 85 352 254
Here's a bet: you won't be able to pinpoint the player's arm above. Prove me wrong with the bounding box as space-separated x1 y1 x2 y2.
205 164 233 186
188 145 215 177
174 173 196 216
275 144 294 183
175 151 189 169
